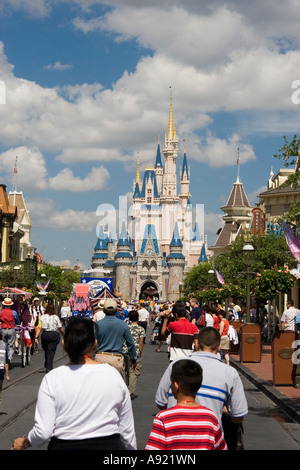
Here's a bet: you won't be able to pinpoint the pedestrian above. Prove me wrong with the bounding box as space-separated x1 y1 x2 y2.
0 297 19 369
160 303 198 362
35 303 64 373
189 297 203 325
126 310 145 399
155 326 248 450
12 317 136 450
146 359 227 450
0 332 10 404
30 297 44 354
281 299 299 332
138 303 150 342
60 301 71 328
94 299 137 378
218 310 230 365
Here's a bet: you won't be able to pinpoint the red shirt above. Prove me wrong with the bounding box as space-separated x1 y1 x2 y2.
166 318 198 361
0 308 15 328
145 405 227 450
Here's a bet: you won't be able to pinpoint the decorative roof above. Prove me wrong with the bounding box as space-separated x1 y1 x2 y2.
223 181 251 209
191 221 201 242
133 181 141 198
167 87 177 141
155 141 163 168
117 221 131 246
198 244 208 262
140 168 159 199
181 151 189 179
170 222 183 247
140 224 159 254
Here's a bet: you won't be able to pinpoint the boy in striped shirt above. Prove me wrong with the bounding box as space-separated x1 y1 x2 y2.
145 359 227 450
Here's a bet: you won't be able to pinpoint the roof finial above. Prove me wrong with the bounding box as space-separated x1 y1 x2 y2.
236 147 240 182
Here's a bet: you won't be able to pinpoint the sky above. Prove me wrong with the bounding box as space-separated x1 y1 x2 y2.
0 0 300 270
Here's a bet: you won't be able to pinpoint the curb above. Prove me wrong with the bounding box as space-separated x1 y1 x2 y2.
230 356 300 425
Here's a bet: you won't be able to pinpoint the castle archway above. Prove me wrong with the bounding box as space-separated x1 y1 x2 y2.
140 281 159 300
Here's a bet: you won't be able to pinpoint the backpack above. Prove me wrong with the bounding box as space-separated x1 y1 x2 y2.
197 312 206 327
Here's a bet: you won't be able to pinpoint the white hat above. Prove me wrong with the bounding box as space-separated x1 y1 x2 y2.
103 299 118 313
3 297 14 306
97 299 105 309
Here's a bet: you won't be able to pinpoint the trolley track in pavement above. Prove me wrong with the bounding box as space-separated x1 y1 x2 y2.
0 349 67 436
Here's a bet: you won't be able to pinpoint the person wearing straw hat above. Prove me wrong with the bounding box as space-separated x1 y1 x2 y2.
0 298 19 368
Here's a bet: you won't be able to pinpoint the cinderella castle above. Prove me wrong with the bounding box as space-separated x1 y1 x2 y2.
88 92 211 302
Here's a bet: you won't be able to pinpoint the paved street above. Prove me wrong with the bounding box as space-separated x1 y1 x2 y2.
1 326 300 451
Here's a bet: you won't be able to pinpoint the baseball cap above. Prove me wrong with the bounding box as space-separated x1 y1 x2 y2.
103 299 118 313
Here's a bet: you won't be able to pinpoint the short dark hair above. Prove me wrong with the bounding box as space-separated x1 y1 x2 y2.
172 304 187 317
198 327 221 351
64 317 97 364
129 310 138 322
171 359 202 395
288 299 294 306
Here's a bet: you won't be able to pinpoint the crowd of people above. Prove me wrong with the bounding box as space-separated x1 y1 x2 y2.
0 291 298 451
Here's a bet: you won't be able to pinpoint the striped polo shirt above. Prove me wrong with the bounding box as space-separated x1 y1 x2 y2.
155 351 248 429
165 318 198 361
145 405 227 450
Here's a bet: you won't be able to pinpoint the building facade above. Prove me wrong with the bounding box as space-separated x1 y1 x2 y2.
88 93 210 301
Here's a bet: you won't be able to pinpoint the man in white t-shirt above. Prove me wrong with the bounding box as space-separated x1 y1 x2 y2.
281 300 299 332
138 305 150 343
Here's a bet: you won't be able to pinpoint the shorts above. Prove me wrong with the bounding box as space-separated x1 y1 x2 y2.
221 335 230 350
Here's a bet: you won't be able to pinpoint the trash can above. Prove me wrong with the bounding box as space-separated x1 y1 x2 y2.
240 323 261 363
272 331 298 386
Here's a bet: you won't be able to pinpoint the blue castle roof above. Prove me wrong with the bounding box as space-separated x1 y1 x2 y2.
170 222 183 247
140 224 159 254
140 169 159 199
155 143 162 168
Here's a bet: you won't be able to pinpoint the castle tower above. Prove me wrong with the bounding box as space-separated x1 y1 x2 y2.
179 141 190 209
155 135 163 196
115 221 133 300
161 88 179 201
167 222 185 301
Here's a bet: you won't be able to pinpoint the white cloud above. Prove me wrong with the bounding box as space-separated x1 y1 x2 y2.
192 131 256 168
0 146 48 192
26 197 99 232
48 166 110 192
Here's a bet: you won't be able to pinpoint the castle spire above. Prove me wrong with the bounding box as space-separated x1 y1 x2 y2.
135 152 141 185
167 87 176 141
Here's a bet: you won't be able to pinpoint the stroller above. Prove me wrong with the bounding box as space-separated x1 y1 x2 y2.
149 324 160 345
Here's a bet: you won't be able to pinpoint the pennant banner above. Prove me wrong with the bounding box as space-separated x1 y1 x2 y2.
214 268 225 285
164 278 170 294
283 222 300 261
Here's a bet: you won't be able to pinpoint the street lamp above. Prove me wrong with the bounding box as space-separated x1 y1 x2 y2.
179 281 183 298
242 241 255 323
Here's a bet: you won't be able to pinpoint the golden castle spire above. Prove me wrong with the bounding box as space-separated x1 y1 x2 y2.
167 87 177 141
135 152 141 185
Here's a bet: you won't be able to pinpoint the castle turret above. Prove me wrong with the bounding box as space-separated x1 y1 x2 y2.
167 222 185 301
114 221 133 300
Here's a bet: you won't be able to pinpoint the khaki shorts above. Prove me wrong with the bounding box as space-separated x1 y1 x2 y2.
95 351 125 377
221 335 230 350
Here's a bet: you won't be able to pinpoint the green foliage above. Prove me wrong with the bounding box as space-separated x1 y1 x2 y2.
273 134 300 167
183 232 297 304
253 268 296 301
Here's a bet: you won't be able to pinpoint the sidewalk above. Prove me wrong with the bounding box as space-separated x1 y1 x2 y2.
230 344 300 425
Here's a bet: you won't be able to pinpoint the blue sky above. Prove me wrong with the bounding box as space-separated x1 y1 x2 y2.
0 0 300 269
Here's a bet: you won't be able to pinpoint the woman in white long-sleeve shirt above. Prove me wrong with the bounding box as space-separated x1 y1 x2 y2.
13 317 136 451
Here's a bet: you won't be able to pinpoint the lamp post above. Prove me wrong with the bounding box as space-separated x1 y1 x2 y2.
179 281 183 298
242 241 255 323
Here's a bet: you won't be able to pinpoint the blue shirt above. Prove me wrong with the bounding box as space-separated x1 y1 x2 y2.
96 315 137 363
